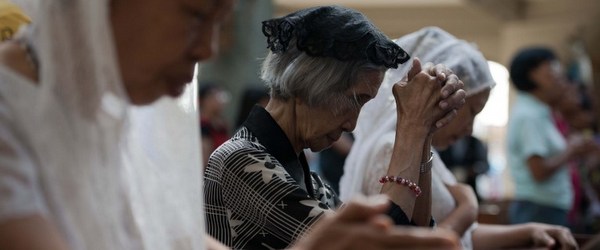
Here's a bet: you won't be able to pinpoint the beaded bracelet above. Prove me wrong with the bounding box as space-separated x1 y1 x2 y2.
379 176 422 197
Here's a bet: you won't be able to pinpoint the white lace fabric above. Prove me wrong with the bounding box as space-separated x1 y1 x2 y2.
0 0 205 249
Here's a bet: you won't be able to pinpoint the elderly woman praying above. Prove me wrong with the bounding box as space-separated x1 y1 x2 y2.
204 6 466 249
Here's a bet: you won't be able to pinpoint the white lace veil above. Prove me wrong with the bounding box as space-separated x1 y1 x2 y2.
340 27 495 201
7 0 205 249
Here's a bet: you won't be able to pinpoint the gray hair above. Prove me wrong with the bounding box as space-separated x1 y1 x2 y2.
261 41 386 115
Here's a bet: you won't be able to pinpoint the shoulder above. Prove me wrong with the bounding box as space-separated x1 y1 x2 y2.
508 107 548 131
207 128 270 172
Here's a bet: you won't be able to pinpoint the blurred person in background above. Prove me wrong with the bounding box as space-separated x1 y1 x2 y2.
200 83 231 167
553 75 600 232
507 47 598 226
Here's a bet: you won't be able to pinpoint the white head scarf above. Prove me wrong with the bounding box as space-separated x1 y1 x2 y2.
340 27 495 201
2 1 205 249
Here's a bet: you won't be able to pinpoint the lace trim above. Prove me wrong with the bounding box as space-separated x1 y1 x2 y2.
262 6 409 69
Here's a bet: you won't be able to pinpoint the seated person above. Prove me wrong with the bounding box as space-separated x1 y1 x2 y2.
203 6 466 249
341 26 578 250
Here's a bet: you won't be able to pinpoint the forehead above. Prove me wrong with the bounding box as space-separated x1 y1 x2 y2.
348 70 385 95
535 60 558 73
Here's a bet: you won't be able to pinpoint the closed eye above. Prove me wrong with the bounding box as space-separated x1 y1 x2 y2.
355 94 372 106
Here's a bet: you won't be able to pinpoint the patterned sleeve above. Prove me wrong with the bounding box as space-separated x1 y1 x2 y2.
0 100 46 221
209 143 334 248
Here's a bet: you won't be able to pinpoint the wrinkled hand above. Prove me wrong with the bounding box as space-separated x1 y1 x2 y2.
392 58 466 134
292 195 459 250
527 223 578 250
423 61 467 130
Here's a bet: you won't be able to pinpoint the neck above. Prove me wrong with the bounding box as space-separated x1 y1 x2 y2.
265 98 303 155
529 90 557 107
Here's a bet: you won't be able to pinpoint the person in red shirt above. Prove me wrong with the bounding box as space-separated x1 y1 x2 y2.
200 83 230 167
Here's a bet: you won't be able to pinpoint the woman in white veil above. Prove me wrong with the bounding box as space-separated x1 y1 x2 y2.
341 27 578 250
340 27 493 200
0 0 233 248
341 26 496 249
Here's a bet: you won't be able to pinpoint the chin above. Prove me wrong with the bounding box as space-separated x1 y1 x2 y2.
125 85 164 106
309 142 333 153
128 92 164 106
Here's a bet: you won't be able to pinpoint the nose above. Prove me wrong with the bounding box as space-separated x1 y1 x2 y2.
341 113 359 132
190 24 218 62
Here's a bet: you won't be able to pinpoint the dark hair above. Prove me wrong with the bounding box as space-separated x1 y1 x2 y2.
509 47 556 92
199 82 221 102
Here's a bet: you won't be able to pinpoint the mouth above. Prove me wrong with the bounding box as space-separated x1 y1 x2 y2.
327 133 341 142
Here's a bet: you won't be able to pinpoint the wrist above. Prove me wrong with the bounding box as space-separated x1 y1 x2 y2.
517 223 538 243
396 119 430 137
420 152 433 174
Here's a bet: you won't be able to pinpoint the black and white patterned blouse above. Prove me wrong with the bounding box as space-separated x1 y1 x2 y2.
204 106 415 249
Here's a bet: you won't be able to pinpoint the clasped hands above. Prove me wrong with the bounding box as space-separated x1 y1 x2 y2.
393 58 467 134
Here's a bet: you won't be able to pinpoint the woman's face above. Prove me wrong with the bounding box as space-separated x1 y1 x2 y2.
432 88 490 150
200 88 229 115
530 60 567 104
296 70 384 152
110 0 233 105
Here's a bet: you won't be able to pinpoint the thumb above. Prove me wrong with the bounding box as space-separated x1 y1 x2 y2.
407 58 422 82
534 232 556 248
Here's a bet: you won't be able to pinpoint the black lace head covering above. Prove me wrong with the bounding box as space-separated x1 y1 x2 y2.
262 5 410 69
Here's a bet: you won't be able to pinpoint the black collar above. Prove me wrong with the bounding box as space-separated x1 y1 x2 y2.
242 106 314 195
